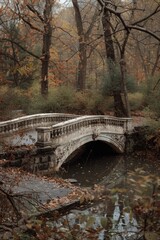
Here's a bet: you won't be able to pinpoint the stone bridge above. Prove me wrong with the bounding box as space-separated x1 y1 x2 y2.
35 115 133 171
0 113 77 147
0 114 132 171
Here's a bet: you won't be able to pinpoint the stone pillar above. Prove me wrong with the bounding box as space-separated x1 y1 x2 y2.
126 118 133 132
36 127 52 150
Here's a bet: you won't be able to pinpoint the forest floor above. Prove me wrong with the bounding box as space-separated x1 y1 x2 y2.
0 166 92 216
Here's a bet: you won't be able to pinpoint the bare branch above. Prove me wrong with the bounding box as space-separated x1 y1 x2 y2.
128 25 160 42
132 4 160 26
0 38 40 60
15 3 43 33
26 4 44 23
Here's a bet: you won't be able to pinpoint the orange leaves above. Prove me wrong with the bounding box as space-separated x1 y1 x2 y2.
48 74 63 87
44 186 94 210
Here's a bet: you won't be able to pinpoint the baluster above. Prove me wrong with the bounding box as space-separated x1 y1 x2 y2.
55 129 58 137
4 126 6 133
63 126 65 135
7 125 10 132
6 125 9 133
50 131 53 138
51 130 54 137
56 129 59 136
52 130 56 138
58 128 61 136
0 126 3 133
14 122 16 131
56 129 58 137
35 118 38 125
71 124 74 132
61 127 64 135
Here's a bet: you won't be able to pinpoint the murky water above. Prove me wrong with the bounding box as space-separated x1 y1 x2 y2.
59 141 121 186
57 141 160 239
60 141 159 186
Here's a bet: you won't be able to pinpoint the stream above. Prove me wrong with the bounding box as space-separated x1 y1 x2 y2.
56 141 160 239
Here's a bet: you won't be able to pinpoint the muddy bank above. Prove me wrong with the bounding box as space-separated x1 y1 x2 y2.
0 167 92 218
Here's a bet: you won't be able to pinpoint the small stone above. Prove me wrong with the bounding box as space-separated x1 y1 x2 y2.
3 231 13 240
67 178 78 183
19 224 28 231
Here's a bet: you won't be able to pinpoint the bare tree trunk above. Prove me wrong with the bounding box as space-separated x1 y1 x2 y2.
41 0 53 95
119 32 131 118
102 7 127 117
72 0 98 91
72 0 87 90
77 42 87 90
120 58 131 117
11 41 19 86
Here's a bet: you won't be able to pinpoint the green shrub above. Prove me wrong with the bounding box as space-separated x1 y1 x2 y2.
102 65 138 96
140 76 160 117
148 94 160 118
0 87 31 120
73 90 114 114
128 92 144 111
126 74 138 93
27 86 76 114
27 87 114 115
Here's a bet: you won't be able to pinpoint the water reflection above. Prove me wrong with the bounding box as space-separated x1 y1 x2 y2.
58 142 160 239
60 141 121 187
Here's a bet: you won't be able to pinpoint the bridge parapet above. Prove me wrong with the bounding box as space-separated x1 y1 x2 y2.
0 113 78 135
36 115 133 149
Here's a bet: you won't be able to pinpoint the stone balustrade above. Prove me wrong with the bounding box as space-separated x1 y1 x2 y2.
36 115 133 149
0 113 78 135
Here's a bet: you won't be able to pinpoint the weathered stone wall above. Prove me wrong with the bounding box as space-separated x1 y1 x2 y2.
125 126 149 153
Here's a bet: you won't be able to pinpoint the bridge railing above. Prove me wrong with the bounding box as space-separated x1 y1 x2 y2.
0 113 78 135
36 115 133 148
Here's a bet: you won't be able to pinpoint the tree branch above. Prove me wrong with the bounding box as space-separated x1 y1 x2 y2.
15 3 43 33
128 25 160 42
0 38 40 60
0 187 21 218
26 4 44 23
132 5 160 26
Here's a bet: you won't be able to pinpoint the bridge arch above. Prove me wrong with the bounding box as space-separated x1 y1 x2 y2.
53 133 125 170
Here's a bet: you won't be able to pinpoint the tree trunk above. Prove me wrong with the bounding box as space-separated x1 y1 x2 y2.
120 58 131 117
41 0 52 95
72 0 87 90
102 6 127 117
77 41 87 90
11 41 19 86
